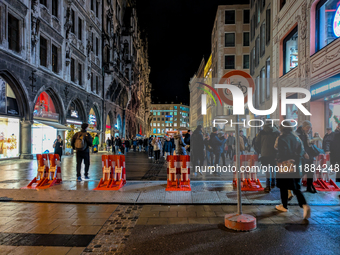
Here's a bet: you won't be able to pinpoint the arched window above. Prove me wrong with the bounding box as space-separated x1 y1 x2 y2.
0 77 19 116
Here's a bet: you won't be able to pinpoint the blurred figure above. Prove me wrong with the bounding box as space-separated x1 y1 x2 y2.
106 137 111 152
152 137 162 163
163 136 173 158
311 132 323 149
148 136 154 159
53 135 63 161
204 134 213 166
322 127 333 153
226 133 235 160
210 127 226 166
92 134 99 153
330 123 340 182
276 121 310 219
191 125 204 167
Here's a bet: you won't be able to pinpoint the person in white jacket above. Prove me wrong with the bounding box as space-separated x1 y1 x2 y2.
152 137 162 163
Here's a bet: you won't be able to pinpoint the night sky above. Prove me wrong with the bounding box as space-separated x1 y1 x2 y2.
136 0 250 105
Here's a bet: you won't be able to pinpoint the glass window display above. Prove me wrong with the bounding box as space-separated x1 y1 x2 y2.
316 0 340 51
283 27 298 74
33 92 59 120
88 108 98 130
31 123 57 154
0 117 20 159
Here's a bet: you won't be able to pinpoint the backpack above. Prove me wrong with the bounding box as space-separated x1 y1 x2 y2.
75 132 87 151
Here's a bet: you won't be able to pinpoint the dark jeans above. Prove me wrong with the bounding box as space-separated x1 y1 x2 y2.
206 150 213 166
212 152 221 166
220 151 226 166
133 145 136 152
193 153 204 167
76 151 90 178
154 150 160 161
279 187 306 209
149 146 154 157
303 159 314 190
112 145 115 153
227 147 233 160
261 156 277 187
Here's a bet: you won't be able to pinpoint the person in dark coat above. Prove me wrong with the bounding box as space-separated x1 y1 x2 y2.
226 133 235 160
71 123 93 181
204 134 213 166
53 135 63 161
184 130 191 154
163 137 173 158
209 127 227 166
111 136 115 154
330 123 340 182
322 127 333 152
255 123 280 192
191 125 204 167
276 121 310 219
296 120 316 193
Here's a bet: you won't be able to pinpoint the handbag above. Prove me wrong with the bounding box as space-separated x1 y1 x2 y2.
94 146 98 152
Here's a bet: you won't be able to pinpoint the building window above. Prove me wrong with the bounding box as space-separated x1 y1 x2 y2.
91 74 94 91
266 9 271 45
261 0 266 11
91 0 94 11
243 32 250 46
96 37 99 56
260 21 266 57
96 76 99 94
78 63 82 85
250 17 254 41
40 36 47 67
52 45 58 73
40 0 47 6
8 14 20 52
280 0 286 10
316 0 340 52
78 18 82 41
243 10 250 24
255 76 260 108
71 10 75 33
257 1 261 25
283 26 298 75
255 36 259 67
243 55 250 69
71 58 75 82
225 10 235 24
225 55 235 69
260 67 265 103
250 47 255 75
52 0 58 17
266 57 270 99
225 33 235 47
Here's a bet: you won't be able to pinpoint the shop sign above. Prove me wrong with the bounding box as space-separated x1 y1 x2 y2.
333 5 340 37
89 114 96 125
71 110 78 118
311 75 340 100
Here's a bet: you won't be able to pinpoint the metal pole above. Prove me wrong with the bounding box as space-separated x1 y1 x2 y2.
235 114 242 215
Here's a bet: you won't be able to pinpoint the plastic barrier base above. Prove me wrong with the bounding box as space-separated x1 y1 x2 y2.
233 178 264 191
166 180 191 191
313 179 340 192
93 179 126 191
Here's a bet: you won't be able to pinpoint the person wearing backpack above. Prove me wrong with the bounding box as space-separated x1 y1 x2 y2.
71 123 93 181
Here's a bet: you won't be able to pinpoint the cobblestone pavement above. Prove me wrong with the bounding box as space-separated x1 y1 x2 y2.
83 205 143 255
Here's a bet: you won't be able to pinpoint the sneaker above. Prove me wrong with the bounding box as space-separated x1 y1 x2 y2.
264 187 271 193
303 205 311 219
84 176 90 180
275 204 288 212
77 177 82 182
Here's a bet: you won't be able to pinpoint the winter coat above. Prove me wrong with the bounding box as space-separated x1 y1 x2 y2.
226 135 235 146
232 135 245 152
152 139 161 151
209 133 226 154
296 126 313 163
323 133 333 152
255 124 280 157
133 140 138 146
191 129 204 157
93 136 99 146
276 131 305 190
330 128 340 156
174 135 186 155
163 140 173 153
311 136 323 150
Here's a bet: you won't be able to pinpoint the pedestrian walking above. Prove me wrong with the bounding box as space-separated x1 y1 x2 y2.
152 137 162 163
276 121 311 219
296 120 317 193
125 138 130 153
322 127 333 153
174 131 186 156
191 125 204 167
106 137 111 152
311 132 323 149
226 133 235 160
53 135 63 161
71 123 93 181
163 137 173 158
239 130 248 154
184 130 191 155
204 134 213 166
209 127 227 166
138 139 143 152
220 133 228 166
255 123 280 193
133 139 137 152
148 136 154 159
92 134 99 153
330 123 340 182
111 136 115 154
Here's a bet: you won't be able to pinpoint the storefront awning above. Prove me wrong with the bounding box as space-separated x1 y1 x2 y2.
34 120 72 130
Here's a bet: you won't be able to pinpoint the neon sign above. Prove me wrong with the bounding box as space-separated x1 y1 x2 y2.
334 5 340 37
